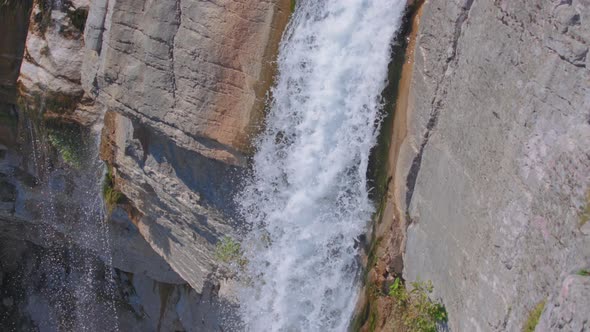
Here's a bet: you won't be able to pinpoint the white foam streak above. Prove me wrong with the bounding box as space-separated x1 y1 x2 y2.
238 0 406 330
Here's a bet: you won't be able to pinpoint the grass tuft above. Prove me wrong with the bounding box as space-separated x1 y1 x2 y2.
522 300 546 332
388 278 448 332
103 166 123 212
47 125 84 168
579 190 590 226
67 7 88 31
215 236 247 266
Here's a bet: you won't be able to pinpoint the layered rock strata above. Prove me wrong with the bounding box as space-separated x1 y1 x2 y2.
84 0 292 292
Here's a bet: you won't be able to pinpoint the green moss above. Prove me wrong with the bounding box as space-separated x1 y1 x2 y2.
368 310 378 332
579 191 590 226
103 166 124 212
356 283 385 332
364 236 383 281
350 299 371 332
523 300 546 332
215 236 247 266
388 278 448 332
67 7 88 31
290 0 296 13
46 123 85 168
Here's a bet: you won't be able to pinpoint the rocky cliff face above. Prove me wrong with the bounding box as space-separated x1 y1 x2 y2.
0 1 32 104
83 0 291 292
395 0 590 330
1 0 291 329
5 0 589 330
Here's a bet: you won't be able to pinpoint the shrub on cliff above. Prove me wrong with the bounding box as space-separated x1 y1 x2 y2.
47 126 84 168
215 236 247 266
388 278 448 332
579 190 590 226
102 166 123 212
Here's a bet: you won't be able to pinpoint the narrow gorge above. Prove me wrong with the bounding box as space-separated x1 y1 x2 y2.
0 0 589 332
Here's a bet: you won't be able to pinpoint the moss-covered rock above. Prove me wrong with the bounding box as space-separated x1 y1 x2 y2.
103 165 124 212
67 6 87 31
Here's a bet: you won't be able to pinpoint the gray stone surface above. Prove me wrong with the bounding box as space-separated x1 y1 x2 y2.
102 111 235 292
118 271 234 331
84 0 291 292
536 272 590 331
401 0 590 330
20 1 86 103
109 207 185 284
84 0 291 163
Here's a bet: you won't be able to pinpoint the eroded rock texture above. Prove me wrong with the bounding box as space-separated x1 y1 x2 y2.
399 0 590 330
18 0 102 124
84 0 291 293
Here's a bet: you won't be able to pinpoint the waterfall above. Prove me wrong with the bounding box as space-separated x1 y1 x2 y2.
20 114 119 331
237 0 406 330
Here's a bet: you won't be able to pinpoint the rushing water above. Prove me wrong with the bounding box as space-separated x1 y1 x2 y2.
237 0 406 330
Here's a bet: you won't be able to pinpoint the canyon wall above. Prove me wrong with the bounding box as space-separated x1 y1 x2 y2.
397 0 590 330
1 0 290 330
5 0 589 330
84 0 291 293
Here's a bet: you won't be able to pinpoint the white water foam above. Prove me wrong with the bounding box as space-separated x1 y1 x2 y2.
237 0 406 330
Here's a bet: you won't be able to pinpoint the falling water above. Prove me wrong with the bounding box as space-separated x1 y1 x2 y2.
21 114 119 331
237 0 406 330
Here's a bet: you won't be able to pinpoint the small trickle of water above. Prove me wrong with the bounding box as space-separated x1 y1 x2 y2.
237 0 406 330
22 115 119 331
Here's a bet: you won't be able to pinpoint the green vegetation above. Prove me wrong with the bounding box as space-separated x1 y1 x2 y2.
577 269 590 277
388 278 448 332
522 300 546 332
47 125 84 168
290 0 296 13
215 236 246 266
103 166 123 212
579 191 590 226
67 7 88 31
350 281 385 332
